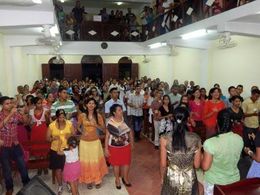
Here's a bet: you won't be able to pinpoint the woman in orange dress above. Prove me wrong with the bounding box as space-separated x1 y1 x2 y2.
78 98 108 189
203 87 226 138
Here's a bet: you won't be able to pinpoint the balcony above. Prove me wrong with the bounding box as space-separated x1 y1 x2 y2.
56 0 255 42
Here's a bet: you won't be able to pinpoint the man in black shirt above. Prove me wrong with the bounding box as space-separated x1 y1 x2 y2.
72 0 86 40
125 8 135 24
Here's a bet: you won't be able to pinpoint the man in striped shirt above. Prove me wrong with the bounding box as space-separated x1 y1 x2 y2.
51 86 77 120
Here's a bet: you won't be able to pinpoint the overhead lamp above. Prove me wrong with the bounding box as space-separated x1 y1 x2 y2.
32 0 42 4
50 25 59 37
60 0 65 3
148 42 167 49
181 29 208 40
116 2 123 6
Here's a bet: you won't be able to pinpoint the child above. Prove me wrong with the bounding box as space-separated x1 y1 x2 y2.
59 136 80 195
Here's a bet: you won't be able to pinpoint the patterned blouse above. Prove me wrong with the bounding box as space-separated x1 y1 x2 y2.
107 117 131 147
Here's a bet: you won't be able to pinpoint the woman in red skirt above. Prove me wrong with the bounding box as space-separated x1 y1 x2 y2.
105 104 134 190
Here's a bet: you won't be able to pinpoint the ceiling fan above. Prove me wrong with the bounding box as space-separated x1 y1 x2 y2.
218 32 237 49
142 55 150 63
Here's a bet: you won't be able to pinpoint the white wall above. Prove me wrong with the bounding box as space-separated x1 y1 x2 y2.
137 47 206 88
0 33 7 95
208 35 260 97
2 35 260 98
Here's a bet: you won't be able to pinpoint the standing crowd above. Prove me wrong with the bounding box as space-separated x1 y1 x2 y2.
0 76 260 195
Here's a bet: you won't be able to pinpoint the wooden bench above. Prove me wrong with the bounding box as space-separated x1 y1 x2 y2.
214 178 260 195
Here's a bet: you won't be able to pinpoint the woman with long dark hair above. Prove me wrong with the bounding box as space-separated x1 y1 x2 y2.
228 95 244 137
29 97 50 175
202 109 243 195
203 87 225 138
47 109 74 195
158 95 173 136
78 98 108 189
160 106 202 195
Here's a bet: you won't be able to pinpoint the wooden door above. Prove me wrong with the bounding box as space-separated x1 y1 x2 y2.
131 63 139 80
102 63 119 81
64 64 82 81
42 64 50 79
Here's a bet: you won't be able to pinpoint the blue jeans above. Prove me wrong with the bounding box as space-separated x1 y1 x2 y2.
0 144 30 191
132 116 143 139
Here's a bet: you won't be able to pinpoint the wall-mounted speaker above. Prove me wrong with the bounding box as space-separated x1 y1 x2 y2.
17 176 55 195
101 42 108 49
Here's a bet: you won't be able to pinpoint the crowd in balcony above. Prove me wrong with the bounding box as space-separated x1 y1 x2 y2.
54 0 255 41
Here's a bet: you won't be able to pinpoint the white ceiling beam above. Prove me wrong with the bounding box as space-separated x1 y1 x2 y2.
0 10 54 27
21 41 171 55
4 35 39 47
224 22 260 36
168 39 210 50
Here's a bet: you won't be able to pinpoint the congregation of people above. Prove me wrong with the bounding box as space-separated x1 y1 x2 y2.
0 76 260 195
55 0 255 41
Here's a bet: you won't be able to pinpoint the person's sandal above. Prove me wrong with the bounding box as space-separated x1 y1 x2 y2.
95 184 101 189
87 184 93 190
66 183 72 193
122 178 132 187
115 180 121 190
57 185 63 195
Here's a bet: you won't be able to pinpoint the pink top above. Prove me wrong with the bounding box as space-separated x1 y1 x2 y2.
189 100 205 121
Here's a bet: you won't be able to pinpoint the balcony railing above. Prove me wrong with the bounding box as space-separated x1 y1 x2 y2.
58 0 255 42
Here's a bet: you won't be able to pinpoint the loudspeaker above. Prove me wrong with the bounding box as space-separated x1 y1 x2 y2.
17 176 55 195
101 42 108 49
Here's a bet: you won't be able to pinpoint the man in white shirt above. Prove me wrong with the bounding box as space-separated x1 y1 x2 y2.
128 86 144 141
125 85 135 129
105 88 126 119
168 85 181 109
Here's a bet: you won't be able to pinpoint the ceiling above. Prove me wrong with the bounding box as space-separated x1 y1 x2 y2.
0 0 53 11
0 26 43 35
231 14 260 23
55 0 151 9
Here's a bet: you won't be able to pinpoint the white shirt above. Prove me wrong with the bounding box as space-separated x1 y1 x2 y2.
105 98 126 114
64 147 79 163
125 90 135 116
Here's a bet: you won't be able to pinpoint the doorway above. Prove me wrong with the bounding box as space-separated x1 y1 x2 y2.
48 57 65 80
81 55 103 83
118 57 132 80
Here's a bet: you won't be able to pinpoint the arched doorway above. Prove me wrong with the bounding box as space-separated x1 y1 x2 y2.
48 56 65 80
118 57 132 80
81 55 103 82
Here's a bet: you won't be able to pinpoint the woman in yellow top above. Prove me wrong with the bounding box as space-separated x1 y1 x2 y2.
78 98 108 189
47 109 74 195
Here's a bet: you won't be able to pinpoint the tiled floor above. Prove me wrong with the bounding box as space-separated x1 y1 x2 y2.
9 138 161 195
13 168 129 195
127 139 161 195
